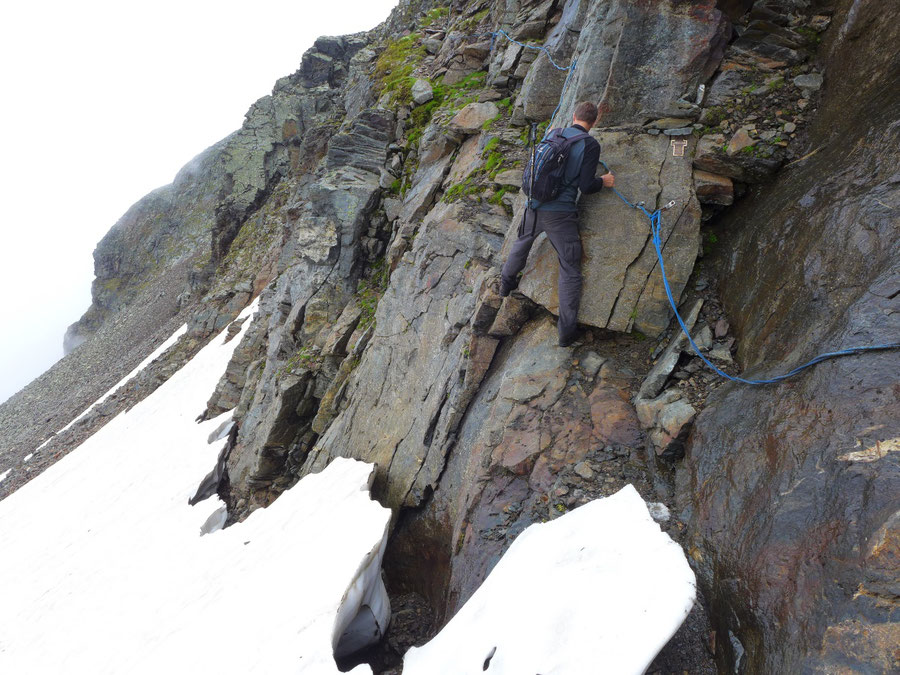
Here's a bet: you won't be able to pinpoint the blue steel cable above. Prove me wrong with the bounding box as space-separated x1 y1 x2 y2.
598 162 900 385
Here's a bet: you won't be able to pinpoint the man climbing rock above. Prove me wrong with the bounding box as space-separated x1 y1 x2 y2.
499 101 614 347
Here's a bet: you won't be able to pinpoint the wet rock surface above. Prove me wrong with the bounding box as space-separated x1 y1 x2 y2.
678 0 900 670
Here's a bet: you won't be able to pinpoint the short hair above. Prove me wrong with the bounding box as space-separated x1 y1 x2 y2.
573 101 598 125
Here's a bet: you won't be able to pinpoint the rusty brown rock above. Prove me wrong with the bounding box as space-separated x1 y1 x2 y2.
693 169 734 206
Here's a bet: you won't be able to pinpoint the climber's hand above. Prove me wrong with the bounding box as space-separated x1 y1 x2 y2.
602 172 615 188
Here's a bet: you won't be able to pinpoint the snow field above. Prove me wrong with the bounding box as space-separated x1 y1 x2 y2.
0 298 390 674
404 485 696 675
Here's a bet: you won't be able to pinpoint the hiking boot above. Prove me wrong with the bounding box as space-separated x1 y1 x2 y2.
558 330 584 348
499 279 517 298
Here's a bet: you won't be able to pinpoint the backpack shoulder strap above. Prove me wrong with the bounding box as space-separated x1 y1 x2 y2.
559 131 590 149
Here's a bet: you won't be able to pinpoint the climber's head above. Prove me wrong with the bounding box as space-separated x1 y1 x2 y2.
572 101 599 130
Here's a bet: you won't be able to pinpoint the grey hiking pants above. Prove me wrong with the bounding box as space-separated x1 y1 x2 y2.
501 208 582 342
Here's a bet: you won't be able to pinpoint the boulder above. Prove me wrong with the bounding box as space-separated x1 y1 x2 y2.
449 102 500 134
445 136 482 185
792 72 823 92
726 129 756 156
513 131 701 338
693 169 734 206
411 78 434 105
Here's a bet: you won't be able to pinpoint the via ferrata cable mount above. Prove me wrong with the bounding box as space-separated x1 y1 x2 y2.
481 30 900 385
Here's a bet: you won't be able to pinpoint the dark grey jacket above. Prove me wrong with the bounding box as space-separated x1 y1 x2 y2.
535 124 604 212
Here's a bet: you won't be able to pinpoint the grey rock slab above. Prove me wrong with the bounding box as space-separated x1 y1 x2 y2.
550 0 729 127
300 201 505 509
637 298 703 400
399 154 454 225
514 131 701 338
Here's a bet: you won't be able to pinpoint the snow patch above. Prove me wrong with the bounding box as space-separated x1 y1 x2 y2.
22 453 33 463
0 298 392 674
0 468 10 484
404 485 696 675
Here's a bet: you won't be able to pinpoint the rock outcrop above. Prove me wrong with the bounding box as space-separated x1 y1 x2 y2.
677 0 900 670
4 0 897 672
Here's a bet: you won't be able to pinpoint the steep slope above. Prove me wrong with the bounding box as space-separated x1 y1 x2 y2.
2 0 896 672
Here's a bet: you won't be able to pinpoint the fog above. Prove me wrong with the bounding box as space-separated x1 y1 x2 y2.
0 0 398 405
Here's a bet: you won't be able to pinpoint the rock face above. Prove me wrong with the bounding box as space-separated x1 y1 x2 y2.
514 130 701 337
300 200 508 509
519 0 728 126
677 0 900 670
5 1 898 672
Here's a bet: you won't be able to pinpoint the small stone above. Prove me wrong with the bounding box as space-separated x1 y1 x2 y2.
793 73 823 92
574 462 594 480
714 318 729 338
647 502 671 523
663 127 694 136
693 324 713 351
411 79 434 106
783 122 797 133
759 130 777 141
580 351 606 378
709 343 734 363
647 128 661 136
726 129 756 156
695 279 708 291
809 15 831 32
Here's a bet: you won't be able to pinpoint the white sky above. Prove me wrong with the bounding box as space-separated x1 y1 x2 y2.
0 0 399 405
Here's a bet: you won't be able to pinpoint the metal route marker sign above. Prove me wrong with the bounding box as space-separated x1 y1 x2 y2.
671 139 688 157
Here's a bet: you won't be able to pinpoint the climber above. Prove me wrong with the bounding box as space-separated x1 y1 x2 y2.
499 101 615 347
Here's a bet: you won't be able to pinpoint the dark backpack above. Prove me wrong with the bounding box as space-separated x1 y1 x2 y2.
521 128 590 204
